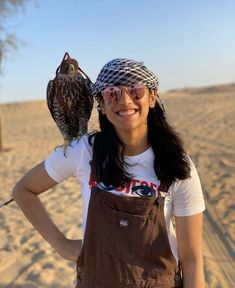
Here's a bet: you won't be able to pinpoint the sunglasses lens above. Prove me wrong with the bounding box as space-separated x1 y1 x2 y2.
102 87 121 102
128 84 145 100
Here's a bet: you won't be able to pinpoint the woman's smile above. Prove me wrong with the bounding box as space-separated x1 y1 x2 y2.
116 109 138 117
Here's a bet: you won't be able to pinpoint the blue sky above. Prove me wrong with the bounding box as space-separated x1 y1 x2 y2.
0 0 234 104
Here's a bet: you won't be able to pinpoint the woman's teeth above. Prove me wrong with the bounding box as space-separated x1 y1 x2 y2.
117 110 136 116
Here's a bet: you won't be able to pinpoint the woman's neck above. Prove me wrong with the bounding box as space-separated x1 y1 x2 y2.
116 129 150 156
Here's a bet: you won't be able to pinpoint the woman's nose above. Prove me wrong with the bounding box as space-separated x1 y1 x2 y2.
118 88 133 105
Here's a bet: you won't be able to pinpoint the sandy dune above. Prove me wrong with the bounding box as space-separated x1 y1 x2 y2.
0 84 234 287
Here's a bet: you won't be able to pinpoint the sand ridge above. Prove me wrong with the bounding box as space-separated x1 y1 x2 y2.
0 86 234 287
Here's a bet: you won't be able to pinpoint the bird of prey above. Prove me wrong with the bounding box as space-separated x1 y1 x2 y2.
0 53 94 209
47 52 93 153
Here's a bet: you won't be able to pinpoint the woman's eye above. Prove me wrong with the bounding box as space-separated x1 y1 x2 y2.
128 88 136 97
111 91 120 100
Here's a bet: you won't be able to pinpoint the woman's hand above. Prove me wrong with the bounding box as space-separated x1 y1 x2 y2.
55 238 82 263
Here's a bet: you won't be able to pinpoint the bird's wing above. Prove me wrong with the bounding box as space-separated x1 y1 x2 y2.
46 79 57 122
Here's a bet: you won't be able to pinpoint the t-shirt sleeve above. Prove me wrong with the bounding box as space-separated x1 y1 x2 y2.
172 159 206 217
44 140 83 183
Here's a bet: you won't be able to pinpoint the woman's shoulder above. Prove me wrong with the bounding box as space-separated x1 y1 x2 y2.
69 133 94 149
49 133 95 160
170 156 198 190
68 133 96 151
44 133 96 182
170 156 205 216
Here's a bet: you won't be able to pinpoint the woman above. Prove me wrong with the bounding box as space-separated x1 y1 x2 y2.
13 58 205 288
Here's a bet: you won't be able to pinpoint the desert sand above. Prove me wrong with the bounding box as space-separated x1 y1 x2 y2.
0 84 234 287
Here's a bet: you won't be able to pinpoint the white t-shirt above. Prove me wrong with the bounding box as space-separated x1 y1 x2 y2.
44 134 205 262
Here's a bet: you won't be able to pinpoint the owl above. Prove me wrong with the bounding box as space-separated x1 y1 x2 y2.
47 52 94 151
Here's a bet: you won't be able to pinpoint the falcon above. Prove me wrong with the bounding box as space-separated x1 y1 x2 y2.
0 53 94 209
47 52 93 153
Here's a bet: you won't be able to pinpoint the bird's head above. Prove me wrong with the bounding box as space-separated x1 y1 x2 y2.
59 58 79 75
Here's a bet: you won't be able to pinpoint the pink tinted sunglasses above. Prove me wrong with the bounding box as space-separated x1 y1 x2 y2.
101 84 147 103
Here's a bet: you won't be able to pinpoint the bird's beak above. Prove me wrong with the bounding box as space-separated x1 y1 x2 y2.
68 63 76 74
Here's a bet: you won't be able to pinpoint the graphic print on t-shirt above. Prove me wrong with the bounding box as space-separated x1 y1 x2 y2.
89 177 160 197
132 185 156 196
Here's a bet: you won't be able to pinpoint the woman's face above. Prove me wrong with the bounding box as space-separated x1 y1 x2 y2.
100 84 156 135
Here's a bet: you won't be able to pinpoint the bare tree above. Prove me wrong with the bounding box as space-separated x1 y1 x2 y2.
0 0 30 151
0 0 30 69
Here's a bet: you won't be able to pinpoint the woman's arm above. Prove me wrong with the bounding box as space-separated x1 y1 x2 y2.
12 161 81 262
175 213 205 288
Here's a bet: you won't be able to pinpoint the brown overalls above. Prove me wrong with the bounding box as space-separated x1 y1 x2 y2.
75 185 183 288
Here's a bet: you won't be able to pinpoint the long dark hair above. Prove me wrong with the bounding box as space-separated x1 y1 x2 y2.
89 94 191 189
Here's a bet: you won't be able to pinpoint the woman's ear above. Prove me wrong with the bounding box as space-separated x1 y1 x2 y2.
149 89 157 108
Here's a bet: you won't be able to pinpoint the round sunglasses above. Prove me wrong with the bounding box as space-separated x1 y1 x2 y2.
101 84 147 103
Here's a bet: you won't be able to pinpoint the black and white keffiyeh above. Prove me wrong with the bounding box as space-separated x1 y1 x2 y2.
92 58 159 96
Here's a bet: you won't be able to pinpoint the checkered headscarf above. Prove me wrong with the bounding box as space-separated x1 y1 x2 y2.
92 58 159 97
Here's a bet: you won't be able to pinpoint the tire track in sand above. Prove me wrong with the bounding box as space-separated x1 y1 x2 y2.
203 208 235 287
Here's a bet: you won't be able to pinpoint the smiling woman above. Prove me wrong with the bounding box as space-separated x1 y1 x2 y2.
98 83 156 138
12 58 205 288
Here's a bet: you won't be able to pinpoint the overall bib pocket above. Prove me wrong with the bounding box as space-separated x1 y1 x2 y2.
98 205 155 258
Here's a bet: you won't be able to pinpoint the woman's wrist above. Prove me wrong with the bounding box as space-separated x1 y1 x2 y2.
52 238 82 262
48 232 68 252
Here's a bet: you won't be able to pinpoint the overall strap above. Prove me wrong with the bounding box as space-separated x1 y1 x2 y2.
158 181 171 193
